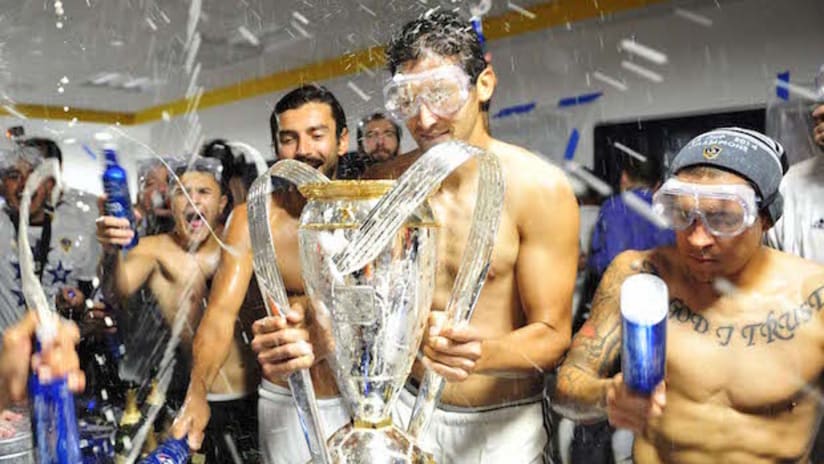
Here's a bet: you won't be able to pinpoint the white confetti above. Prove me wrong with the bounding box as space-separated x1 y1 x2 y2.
593 71 628 92
507 1 536 19
776 80 819 101
347 81 371 101
565 161 614 197
620 39 668 65
621 191 670 229
2 105 27 119
621 60 663 83
291 21 312 38
237 25 259 47
613 141 647 163
292 11 310 25
713 277 738 296
359 3 377 17
674 8 713 27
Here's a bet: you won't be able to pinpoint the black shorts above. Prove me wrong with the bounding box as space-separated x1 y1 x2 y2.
202 394 261 463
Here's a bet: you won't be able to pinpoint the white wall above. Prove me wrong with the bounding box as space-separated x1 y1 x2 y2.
0 117 154 197
39 0 824 192
148 0 824 170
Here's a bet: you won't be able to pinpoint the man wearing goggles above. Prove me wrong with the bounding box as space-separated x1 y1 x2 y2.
557 128 824 463
134 157 177 237
360 12 579 463
653 178 760 238
97 156 260 462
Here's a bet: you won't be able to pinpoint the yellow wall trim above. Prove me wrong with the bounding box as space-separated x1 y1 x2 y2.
10 0 667 125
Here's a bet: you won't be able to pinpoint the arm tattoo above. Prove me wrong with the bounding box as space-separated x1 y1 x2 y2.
668 285 824 347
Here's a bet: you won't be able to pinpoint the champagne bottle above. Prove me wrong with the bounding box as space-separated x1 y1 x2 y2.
114 386 142 463
140 379 163 456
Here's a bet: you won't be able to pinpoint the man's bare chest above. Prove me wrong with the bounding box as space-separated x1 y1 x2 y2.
429 190 518 288
664 292 824 410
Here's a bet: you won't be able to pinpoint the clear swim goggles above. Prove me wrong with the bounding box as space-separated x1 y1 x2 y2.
383 64 471 120
652 178 760 237
0 146 44 180
169 156 224 192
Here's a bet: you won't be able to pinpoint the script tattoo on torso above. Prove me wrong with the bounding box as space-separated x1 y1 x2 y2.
668 286 824 347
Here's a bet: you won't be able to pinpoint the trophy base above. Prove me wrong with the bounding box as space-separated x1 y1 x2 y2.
324 421 435 464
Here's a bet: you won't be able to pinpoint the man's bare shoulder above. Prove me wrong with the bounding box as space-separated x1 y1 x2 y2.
490 139 572 193
765 247 824 298
131 233 172 256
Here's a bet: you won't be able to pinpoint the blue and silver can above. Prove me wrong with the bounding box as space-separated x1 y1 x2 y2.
621 273 668 395
139 438 189 464
102 148 138 250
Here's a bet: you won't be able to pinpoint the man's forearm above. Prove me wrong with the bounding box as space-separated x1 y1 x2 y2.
553 363 610 423
189 314 237 394
476 321 570 376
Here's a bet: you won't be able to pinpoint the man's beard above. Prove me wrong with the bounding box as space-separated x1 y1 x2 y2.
367 149 396 162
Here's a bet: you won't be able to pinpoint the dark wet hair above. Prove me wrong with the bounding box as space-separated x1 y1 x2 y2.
386 11 486 82
386 11 488 110
269 84 347 154
22 137 62 165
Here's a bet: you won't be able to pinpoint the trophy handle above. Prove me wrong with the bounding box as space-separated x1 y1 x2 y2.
248 161 332 464
329 141 505 439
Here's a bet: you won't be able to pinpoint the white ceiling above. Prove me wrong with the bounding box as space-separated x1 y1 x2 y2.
0 0 549 113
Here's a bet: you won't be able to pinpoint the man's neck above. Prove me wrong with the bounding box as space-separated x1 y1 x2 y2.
170 230 215 255
442 128 493 191
689 247 770 297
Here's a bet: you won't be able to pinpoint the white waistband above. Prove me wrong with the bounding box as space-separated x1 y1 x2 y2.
258 379 346 408
206 391 251 402
397 387 543 424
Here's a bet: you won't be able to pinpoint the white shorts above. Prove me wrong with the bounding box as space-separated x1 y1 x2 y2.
392 387 548 463
258 380 350 464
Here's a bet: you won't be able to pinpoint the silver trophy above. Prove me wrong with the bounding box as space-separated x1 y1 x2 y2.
248 141 504 463
299 180 437 463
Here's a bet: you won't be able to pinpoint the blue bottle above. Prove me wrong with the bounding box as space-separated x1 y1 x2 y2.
139 438 189 464
30 350 82 464
102 148 138 250
620 274 669 395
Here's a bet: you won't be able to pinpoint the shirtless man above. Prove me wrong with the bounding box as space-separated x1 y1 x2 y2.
554 128 824 463
171 85 351 463
358 12 577 462
96 158 259 462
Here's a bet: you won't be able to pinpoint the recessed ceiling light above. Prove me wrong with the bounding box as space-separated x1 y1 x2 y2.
110 40 124 47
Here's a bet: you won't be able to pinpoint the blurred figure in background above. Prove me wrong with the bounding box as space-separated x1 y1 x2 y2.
201 138 263 210
765 75 824 461
766 101 824 261
337 112 401 178
134 158 175 237
587 150 675 281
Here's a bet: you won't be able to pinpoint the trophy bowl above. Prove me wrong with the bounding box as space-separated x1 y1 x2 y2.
298 180 437 464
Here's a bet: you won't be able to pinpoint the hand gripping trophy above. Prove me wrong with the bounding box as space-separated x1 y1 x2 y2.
248 140 504 463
